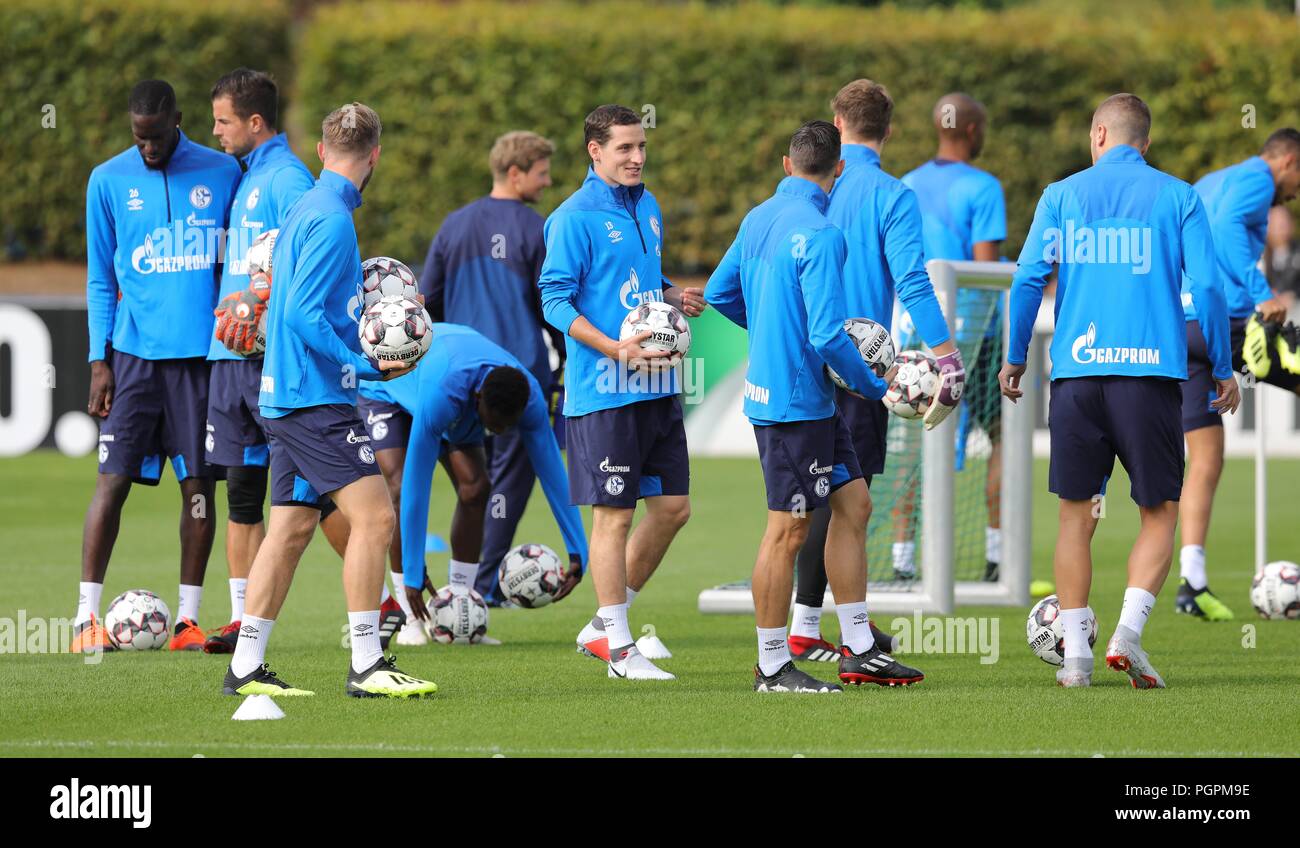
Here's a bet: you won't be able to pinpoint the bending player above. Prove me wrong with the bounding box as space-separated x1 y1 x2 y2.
707 120 923 692
1178 128 1300 620
221 102 435 699
539 104 703 681
387 324 588 635
73 80 240 653
1001 94 1239 689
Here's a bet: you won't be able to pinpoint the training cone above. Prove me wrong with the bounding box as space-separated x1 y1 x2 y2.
635 634 672 660
232 694 285 721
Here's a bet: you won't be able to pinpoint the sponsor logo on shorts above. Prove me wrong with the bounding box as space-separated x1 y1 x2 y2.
372 421 389 441
98 444 109 463
366 409 394 425
599 456 631 473
1071 322 1161 366
605 475 625 496
205 432 215 454
358 445 376 464
808 459 831 475
815 477 830 498
345 429 371 444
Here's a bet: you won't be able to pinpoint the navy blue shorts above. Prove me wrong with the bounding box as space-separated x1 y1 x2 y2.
1049 377 1183 507
98 350 212 484
835 387 888 477
263 403 381 508
753 414 863 512
358 395 411 453
206 359 269 468
566 396 690 507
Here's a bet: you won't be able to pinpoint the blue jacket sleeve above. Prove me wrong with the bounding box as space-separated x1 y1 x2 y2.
86 170 118 362
1008 188 1059 365
1212 167 1275 309
1184 192 1234 381
538 212 590 335
419 231 446 323
282 214 382 381
519 387 588 571
884 189 951 348
804 228 888 399
704 236 747 328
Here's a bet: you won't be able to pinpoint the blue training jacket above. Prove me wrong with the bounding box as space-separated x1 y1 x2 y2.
538 167 677 416
705 175 887 424
385 325 588 587
826 145 951 348
86 129 241 361
208 133 315 361
1009 145 1232 382
1181 156 1276 322
259 169 384 417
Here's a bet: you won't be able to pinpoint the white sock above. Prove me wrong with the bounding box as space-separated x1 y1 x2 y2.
230 614 274 677
597 603 634 650
757 626 791 676
448 559 477 593
348 610 383 674
625 585 639 606
835 601 876 654
391 572 414 618
986 527 1002 564
1060 607 1094 660
1180 545 1207 590
178 583 202 624
790 603 822 639
379 581 392 605
1118 587 1156 638
229 578 246 624
892 541 915 573
76 581 103 626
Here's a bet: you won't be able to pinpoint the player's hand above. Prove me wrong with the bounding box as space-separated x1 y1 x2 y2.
1256 295 1288 323
999 361 1027 402
215 289 265 356
377 359 416 381
923 348 966 430
1212 374 1241 415
552 555 584 602
405 573 434 622
88 359 115 418
609 331 672 368
677 287 707 317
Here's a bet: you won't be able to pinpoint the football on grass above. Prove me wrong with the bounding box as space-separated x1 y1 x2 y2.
1026 594 1097 666
498 543 565 608
427 587 489 644
104 589 171 651
1250 560 1300 620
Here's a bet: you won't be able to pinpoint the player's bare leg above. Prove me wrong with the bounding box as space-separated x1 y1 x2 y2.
1106 501 1176 689
890 482 918 580
1175 426 1233 619
170 475 215 649
72 472 132 651
618 494 688 658
984 438 1002 581
205 467 268 653
1055 498 1099 686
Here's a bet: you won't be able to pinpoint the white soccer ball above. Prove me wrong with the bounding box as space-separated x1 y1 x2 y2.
360 256 420 307
1250 561 1300 620
104 589 171 651
498 543 565 608
359 294 433 366
427 586 489 644
826 318 895 392
245 228 278 279
619 300 691 357
883 350 940 419
1026 594 1097 666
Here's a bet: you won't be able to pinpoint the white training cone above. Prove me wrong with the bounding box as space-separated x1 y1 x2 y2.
232 694 285 721
635 633 672 660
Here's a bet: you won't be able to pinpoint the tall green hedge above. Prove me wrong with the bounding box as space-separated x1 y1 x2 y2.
1 0 291 260
297 1 1300 272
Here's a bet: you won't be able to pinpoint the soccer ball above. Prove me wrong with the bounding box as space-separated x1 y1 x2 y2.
360 256 420 308
1250 561 1300 620
826 318 895 392
884 350 940 419
245 228 278 279
1026 594 1097 666
359 294 433 365
498 543 566 608
253 310 268 355
619 301 691 357
104 589 171 651
427 586 489 644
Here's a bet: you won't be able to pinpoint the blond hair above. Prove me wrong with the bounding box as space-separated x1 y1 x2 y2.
831 79 893 142
321 102 382 155
489 131 555 180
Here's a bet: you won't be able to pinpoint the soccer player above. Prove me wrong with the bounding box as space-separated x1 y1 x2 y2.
416 130 566 608
221 102 436 698
1000 93 1240 689
706 120 925 693
384 324 588 631
1177 128 1300 620
538 104 702 681
201 68 317 654
72 80 241 653
786 79 965 661
902 92 1007 583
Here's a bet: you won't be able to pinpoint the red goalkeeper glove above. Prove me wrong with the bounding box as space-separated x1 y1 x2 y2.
214 286 267 357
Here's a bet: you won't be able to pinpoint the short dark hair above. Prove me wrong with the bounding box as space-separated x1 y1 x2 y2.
1092 93 1151 145
789 120 841 178
481 366 530 421
1261 128 1300 159
211 68 279 129
584 104 641 147
831 79 893 142
128 80 176 117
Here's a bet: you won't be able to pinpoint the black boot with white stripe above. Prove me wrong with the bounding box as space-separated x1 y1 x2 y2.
753 661 843 694
837 644 924 687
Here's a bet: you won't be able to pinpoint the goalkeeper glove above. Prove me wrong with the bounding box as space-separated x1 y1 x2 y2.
923 348 966 430
214 286 267 357
1277 322 1300 375
1242 313 1279 379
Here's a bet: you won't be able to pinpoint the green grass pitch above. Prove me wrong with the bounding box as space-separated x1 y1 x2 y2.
1 451 1297 758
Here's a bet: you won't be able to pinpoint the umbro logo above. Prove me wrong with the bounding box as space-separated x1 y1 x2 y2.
853 613 868 624
763 639 784 648
353 623 373 633
240 625 258 635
